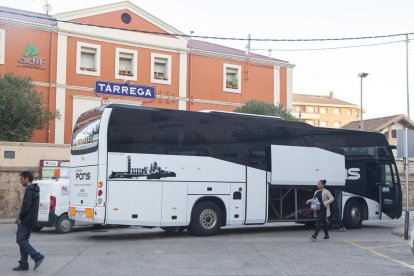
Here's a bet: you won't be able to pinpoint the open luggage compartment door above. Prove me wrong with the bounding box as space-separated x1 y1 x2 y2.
270 145 346 186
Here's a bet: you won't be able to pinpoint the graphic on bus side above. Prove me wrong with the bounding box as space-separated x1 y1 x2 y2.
109 156 176 180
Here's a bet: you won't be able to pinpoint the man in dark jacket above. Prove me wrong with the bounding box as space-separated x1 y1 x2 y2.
13 171 44 271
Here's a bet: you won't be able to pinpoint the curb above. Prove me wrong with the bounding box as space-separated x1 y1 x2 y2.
0 219 14 225
391 228 410 239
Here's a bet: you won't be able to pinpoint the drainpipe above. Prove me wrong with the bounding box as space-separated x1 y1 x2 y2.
47 30 55 143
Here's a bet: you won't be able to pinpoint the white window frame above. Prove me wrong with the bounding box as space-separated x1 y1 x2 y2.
223 63 242 93
151 53 172 85
115 48 138 81
0 29 5 64
333 122 341 128
333 108 341 115
319 107 327 114
305 120 315 126
319 121 328 127
76 42 101 77
306 106 315 113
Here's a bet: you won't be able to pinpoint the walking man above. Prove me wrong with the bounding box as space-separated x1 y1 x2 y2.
13 171 44 271
307 180 334 241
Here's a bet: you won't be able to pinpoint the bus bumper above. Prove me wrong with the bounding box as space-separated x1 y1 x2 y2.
69 206 105 224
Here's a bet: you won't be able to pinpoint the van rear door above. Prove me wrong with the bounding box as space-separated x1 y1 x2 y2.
36 181 51 222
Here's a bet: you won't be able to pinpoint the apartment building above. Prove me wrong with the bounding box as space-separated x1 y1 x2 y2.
292 92 360 128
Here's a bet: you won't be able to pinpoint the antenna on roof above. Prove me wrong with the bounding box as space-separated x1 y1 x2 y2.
42 0 52 15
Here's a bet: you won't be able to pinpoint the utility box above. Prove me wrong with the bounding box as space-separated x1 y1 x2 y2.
397 129 414 158
270 145 345 186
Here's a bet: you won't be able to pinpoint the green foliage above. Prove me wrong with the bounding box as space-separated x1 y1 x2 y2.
0 74 56 142
234 100 297 120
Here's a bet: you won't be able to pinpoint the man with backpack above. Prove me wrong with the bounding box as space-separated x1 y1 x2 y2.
306 179 334 241
13 171 44 271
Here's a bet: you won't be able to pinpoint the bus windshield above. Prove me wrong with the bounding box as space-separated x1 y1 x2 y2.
71 108 103 154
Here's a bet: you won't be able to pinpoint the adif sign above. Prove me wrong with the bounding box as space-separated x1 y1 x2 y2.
95 81 155 99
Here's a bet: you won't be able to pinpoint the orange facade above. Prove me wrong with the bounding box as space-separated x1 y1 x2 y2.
0 23 58 143
0 2 293 144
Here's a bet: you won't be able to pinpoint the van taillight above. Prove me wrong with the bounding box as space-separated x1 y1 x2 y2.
50 196 56 212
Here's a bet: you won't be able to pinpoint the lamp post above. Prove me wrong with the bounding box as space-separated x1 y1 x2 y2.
358 72 369 130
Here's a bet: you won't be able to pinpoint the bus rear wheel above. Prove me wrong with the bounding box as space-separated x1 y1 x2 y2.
190 201 222 236
343 200 363 229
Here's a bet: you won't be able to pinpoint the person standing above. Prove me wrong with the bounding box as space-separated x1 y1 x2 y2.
13 171 44 271
307 180 334 241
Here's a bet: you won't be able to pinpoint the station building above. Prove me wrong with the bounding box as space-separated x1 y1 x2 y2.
0 1 294 144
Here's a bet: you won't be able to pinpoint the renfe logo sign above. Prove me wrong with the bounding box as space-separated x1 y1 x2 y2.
96 81 155 99
17 44 46 66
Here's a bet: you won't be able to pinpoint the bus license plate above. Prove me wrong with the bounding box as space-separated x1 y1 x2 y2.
76 211 85 217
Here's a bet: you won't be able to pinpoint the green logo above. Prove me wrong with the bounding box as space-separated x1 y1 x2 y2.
24 44 39 57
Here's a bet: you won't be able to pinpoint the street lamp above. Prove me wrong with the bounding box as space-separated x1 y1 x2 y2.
358 72 369 130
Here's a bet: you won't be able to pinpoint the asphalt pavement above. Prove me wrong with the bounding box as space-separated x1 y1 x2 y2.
0 218 413 275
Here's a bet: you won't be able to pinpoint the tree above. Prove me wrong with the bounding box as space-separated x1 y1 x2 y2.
0 74 56 142
234 100 297 120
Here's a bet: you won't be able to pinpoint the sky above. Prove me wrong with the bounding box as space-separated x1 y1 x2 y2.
1 0 413 119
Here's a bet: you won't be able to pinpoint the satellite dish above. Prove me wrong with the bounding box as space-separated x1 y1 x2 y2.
43 1 52 15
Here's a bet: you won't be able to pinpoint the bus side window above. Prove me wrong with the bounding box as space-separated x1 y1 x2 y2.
383 164 394 187
392 164 400 185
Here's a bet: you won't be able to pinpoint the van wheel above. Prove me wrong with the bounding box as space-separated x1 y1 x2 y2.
190 201 222 236
343 200 363 229
55 215 74 234
32 226 43 232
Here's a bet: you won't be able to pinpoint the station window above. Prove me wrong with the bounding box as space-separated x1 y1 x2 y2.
0 29 5 64
223 64 241 93
151 53 172 85
76 42 101 76
333 121 341 128
333 108 341 115
115 48 137 81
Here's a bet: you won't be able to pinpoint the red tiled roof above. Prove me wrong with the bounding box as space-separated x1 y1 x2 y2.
341 114 414 131
293 93 358 106
188 39 288 63
0 6 56 26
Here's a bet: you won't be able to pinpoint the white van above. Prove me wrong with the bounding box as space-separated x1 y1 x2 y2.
33 179 74 234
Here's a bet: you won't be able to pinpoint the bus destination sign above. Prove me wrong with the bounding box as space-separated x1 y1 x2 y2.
95 81 156 99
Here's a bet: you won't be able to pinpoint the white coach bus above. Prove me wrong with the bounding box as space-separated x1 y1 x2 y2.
69 105 402 236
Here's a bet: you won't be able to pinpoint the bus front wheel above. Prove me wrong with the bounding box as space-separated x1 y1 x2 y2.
343 200 363 229
190 201 222 236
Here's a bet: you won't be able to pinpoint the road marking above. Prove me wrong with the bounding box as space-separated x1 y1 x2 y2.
365 243 408 250
344 240 414 271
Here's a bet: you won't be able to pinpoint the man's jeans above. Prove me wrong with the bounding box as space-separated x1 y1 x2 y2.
16 224 42 267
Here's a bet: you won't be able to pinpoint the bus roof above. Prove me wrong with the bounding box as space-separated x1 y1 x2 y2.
103 104 388 142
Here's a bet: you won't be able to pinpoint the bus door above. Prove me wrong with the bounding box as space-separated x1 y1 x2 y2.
380 163 399 219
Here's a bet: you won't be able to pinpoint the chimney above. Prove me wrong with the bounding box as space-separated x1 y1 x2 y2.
329 91 335 99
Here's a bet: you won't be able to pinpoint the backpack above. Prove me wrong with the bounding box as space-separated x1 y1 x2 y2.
310 196 321 211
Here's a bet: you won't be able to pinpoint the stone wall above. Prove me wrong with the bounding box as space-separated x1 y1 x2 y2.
0 167 39 218
0 142 70 219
